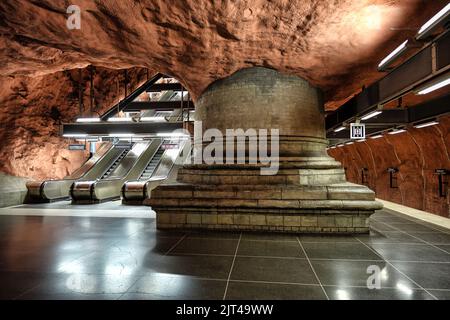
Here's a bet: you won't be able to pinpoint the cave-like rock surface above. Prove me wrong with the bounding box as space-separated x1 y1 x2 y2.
0 0 447 108
0 67 149 180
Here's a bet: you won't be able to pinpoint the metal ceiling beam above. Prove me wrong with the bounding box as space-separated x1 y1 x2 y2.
325 29 450 133
100 73 163 120
146 83 186 92
124 101 195 112
62 122 183 135
326 92 450 141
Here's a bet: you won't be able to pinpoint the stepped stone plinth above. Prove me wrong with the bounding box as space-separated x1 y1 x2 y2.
147 67 382 233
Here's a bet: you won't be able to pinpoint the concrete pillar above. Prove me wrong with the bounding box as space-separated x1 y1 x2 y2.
147 67 382 234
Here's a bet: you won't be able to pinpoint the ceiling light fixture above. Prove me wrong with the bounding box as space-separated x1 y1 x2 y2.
107 117 133 122
156 132 189 137
416 3 450 40
414 120 439 128
108 133 134 137
63 134 87 138
334 126 346 132
415 73 450 95
370 134 383 139
377 40 409 71
76 117 100 123
140 117 166 122
388 129 406 135
361 110 382 121
345 141 354 145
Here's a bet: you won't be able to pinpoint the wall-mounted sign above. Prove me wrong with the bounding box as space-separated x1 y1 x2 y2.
68 144 86 150
115 143 133 149
162 143 179 150
350 123 365 139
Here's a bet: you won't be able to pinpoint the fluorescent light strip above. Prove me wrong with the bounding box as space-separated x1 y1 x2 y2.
76 117 100 123
337 144 344 147
345 141 354 145
416 76 450 95
417 3 450 39
370 134 383 139
334 126 346 132
414 121 439 129
63 134 87 138
108 133 134 137
378 40 408 70
156 132 189 137
140 117 165 122
388 129 406 135
107 117 133 122
361 110 382 121
356 139 366 142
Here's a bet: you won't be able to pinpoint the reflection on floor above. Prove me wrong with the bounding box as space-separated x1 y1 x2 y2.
0 206 449 300
1 200 152 218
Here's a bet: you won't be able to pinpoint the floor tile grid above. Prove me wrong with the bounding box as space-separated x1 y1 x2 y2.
296 237 329 300
353 237 439 300
164 234 188 256
47 225 153 275
165 251 450 264
372 214 450 235
372 219 450 255
223 233 242 300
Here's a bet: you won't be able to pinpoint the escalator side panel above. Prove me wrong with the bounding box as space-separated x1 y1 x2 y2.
89 140 162 202
122 139 191 203
66 142 112 180
25 142 120 202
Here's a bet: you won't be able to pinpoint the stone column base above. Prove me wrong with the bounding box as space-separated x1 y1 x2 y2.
155 209 372 234
147 180 383 234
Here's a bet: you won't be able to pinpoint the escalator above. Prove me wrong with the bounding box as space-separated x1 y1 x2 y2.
101 147 130 179
71 139 162 203
139 148 164 180
121 138 191 205
25 142 127 202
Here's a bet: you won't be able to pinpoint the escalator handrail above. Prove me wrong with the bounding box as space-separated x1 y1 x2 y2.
137 140 165 180
63 142 113 180
97 141 157 182
150 139 189 180
98 146 132 181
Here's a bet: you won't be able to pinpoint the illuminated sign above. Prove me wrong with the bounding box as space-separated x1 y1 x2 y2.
350 123 365 139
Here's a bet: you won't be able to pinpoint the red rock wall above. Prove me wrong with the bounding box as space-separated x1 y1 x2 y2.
0 0 447 108
328 116 450 218
0 66 150 180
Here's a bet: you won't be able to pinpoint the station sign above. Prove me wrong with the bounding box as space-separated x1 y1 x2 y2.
68 144 86 150
350 123 365 139
162 143 179 150
115 143 133 149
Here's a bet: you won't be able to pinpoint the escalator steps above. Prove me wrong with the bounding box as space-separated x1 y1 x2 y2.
138 149 164 180
101 148 130 179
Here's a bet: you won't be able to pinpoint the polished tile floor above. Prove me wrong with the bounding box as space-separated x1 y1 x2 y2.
0 206 449 300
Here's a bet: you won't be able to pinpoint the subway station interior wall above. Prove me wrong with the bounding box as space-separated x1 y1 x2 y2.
0 66 150 181
328 115 450 218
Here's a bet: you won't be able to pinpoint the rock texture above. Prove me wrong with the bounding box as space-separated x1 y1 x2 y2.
0 0 447 108
0 66 150 180
328 115 450 218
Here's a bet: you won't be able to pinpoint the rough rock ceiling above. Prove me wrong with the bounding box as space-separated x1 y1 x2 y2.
0 0 447 109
